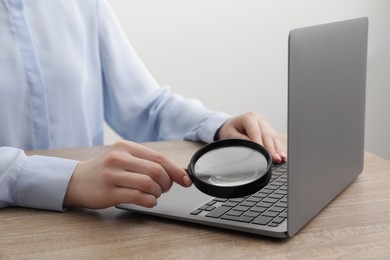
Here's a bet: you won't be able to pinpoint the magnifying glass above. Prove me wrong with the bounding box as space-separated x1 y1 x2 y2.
186 139 272 198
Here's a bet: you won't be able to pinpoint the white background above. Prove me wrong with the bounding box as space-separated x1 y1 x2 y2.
105 0 390 160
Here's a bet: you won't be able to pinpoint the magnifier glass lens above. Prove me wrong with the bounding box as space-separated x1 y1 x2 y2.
187 139 272 198
194 146 268 187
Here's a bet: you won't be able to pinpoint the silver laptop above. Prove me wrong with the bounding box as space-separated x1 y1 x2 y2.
118 17 369 238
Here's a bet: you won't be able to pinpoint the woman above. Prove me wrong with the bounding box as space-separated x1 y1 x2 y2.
0 0 286 211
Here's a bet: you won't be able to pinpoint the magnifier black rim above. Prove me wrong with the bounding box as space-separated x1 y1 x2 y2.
187 139 272 198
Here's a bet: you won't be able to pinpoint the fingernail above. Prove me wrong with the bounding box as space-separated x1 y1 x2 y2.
183 176 192 187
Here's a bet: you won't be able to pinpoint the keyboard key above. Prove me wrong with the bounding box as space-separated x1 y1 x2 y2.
266 184 280 190
245 197 263 203
222 201 239 207
203 206 216 211
221 215 254 223
268 206 285 213
228 198 245 203
274 189 287 195
252 216 273 225
225 210 243 217
198 205 210 210
262 198 278 204
213 198 228 202
206 200 217 206
243 211 261 218
260 188 275 194
240 201 257 207
190 209 202 215
233 205 251 212
279 211 288 218
268 193 285 200
205 206 231 218
252 193 267 199
275 201 287 208
250 206 268 213
262 210 279 217
257 202 273 208
272 217 285 224
272 181 285 186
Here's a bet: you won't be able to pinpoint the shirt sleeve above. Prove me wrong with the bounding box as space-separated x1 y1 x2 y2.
0 147 78 211
97 0 231 144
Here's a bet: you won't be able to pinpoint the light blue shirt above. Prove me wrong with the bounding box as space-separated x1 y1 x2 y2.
0 0 230 211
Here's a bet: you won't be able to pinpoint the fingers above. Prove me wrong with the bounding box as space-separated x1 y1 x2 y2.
121 155 173 192
257 116 284 163
114 171 163 198
238 113 264 145
114 140 192 188
65 141 193 210
218 113 287 163
114 188 157 208
261 133 282 163
219 112 263 144
258 119 288 163
274 138 287 161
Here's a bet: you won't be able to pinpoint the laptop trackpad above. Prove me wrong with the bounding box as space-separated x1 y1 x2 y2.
118 183 213 216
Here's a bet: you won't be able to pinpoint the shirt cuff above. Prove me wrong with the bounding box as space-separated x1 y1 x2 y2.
16 155 78 211
197 112 231 143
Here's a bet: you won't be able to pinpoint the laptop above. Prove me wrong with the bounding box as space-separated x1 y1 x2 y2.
117 17 369 238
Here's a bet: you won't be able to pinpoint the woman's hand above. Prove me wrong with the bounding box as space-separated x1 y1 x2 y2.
216 112 287 163
64 140 192 209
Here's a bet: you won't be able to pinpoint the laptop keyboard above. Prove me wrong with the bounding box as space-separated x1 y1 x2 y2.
190 162 287 228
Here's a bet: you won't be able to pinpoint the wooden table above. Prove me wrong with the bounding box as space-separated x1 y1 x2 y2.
1 141 390 259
